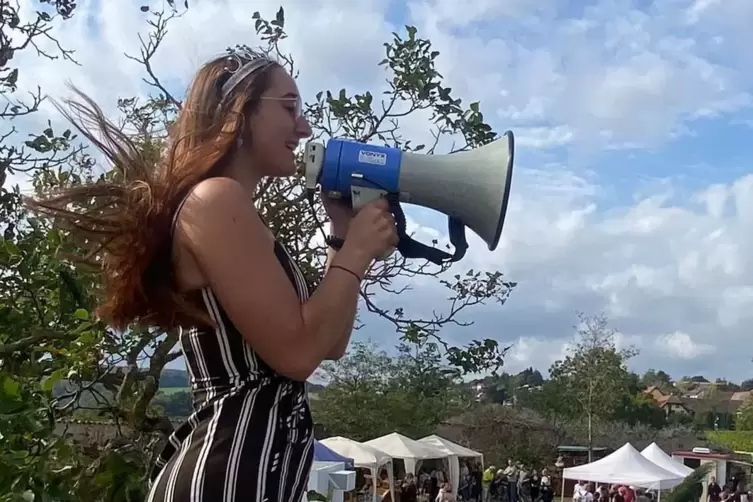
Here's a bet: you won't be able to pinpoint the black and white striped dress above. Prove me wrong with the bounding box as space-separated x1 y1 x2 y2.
147 236 314 501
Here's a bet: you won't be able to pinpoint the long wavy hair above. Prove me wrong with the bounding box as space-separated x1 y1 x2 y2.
26 50 281 331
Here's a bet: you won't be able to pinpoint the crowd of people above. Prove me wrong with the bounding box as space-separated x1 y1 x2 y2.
707 474 752 502
352 457 751 502
353 459 558 502
479 460 555 502
571 480 655 502
355 467 460 502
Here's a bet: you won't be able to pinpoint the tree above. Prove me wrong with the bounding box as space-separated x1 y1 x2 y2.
474 368 545 405
0 0 79 190
547 313 638 461
733 398 753 431
311 341 472 441
1 3 513 499
640 369 675 393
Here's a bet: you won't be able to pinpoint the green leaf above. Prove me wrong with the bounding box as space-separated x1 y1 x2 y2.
3 239 19 256
470 101 480 113
73 308 89 321
2 376 20 398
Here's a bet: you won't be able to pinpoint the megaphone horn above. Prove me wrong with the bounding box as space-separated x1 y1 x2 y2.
304 131 515 265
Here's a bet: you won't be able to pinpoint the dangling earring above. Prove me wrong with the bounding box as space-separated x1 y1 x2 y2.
237 136 244 148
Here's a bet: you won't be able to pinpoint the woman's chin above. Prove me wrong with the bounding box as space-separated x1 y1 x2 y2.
269 161 297 178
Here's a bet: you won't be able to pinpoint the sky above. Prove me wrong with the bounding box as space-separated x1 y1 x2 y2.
10 0 753 383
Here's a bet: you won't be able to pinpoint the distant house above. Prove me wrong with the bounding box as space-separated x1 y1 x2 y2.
643 385 753 428
644 386 694 415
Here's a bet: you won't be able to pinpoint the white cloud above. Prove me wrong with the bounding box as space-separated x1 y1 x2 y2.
407 0 753 149
8 0 753 381
655 331 715 360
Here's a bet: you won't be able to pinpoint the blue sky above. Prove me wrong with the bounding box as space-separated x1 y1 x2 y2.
11 0 753 382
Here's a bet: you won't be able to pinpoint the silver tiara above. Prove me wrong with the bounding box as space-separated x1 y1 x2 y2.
220 47 275 98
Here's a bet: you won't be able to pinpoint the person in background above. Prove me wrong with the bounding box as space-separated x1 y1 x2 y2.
471 464 483 502
401 472 418 502
361 474 374 497
378 469 392 502
610 484 624 502
530 468 540 502
518 464 530 502
437 483 456 502
462 462 470 478
623 486 635 502
721 487 733 502
710 477 723 502
491 470 505 502
459 472 471 501
540 469 553 502
585 483 596 502
483 465 496 502
617 486 629 502
505 460 519 502
430 474 441 502
574 480 586 502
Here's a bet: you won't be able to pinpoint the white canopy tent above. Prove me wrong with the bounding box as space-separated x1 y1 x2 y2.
563 443 686 490
366 433 448 484
321 436 396 502
419 435 484 498
641 443 694 477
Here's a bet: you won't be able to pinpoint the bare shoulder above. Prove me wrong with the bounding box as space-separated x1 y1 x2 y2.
182 176 253 219
174 177 273 264
177 177 264 232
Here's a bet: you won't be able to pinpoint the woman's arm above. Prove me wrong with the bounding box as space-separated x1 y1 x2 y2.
178 178 372 381
323 221 357 360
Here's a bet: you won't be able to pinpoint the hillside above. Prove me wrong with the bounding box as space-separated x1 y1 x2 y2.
52 369 325 409
160 369 325 393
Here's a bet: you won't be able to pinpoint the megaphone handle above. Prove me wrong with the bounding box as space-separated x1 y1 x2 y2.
373 193 403 261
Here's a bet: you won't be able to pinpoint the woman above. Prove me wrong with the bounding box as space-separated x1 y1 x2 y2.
437 483 456 502
539 469 552 502
402 472 418 502
529 468 540 502
28 49 398 501
709 477 723 502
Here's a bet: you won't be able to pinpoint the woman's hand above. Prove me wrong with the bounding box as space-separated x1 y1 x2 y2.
322 195 354 237
341 198 398 261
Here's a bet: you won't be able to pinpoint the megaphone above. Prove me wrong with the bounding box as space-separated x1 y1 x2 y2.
303 131 514 265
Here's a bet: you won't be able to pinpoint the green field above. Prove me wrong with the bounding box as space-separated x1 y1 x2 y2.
159 387 190 395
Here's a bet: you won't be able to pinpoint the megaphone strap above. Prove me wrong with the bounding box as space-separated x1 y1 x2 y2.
307 188 468 266
387 195 468 266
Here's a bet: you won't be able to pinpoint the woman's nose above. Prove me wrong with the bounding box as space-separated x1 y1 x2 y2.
296 116 312 138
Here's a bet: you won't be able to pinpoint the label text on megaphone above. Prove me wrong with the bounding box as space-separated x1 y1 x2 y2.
357 149 387 166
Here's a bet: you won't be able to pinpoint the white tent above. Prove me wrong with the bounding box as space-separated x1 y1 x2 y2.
563 443 686 489
641 443 694 478
321 437 395 502
366 433 448 483
419 435 484 498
